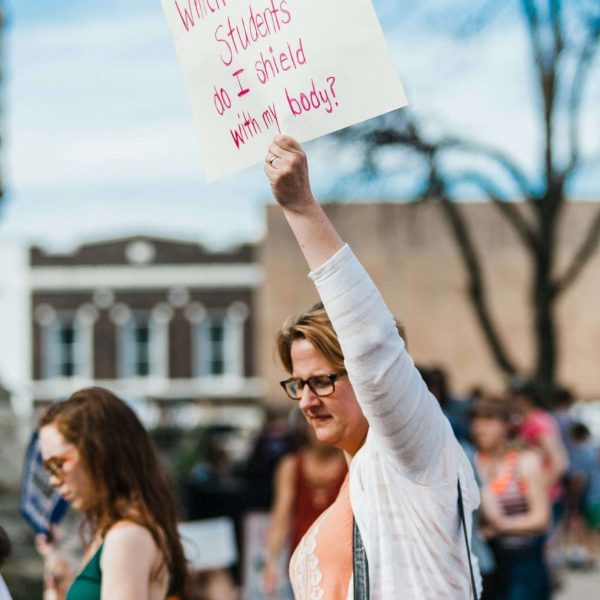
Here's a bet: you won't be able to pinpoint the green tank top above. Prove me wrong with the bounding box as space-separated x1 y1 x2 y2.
65 543 103 600
65 540 175 599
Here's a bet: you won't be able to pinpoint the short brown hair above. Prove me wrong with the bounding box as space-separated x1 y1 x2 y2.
469 395 512 422
276 302 406 374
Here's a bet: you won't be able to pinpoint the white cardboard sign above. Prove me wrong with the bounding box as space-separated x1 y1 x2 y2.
161 0 407 181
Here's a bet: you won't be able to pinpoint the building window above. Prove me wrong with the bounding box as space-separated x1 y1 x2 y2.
46 318 79 378
116 306 170 379
133 319 152 376
38 306 96 380
193 303 248 379
119 315 153 377
197 314 227 377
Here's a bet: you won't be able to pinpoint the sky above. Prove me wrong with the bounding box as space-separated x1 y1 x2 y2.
2 0 599 250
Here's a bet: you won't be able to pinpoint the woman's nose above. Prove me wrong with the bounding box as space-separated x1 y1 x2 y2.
48 474 61 488
298 384 321 410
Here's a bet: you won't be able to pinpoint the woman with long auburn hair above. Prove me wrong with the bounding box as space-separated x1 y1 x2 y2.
38 387 187 600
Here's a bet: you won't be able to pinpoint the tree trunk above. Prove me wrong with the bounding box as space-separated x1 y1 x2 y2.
532 190 561 400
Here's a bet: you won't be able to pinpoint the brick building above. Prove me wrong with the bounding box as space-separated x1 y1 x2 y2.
3 200 599 422
27 236 264 427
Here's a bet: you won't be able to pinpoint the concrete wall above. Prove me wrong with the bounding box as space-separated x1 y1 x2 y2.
257 201 600 405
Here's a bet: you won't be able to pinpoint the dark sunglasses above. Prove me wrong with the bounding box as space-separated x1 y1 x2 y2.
42 451 76 481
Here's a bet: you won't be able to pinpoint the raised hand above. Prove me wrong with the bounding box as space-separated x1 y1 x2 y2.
264 135 316 213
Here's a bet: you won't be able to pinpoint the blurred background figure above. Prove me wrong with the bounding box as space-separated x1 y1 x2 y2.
0 525 12 600
421 366 471 443
261 416 347 597
185 569 239 600
510 380 569 526
35 521 81 600
178 517 240 600
470 396 551 600
510 379 569 589
245 410 298 510
562 422 600 570
551 387 576 459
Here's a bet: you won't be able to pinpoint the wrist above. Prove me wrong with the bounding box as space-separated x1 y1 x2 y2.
280 192 318 216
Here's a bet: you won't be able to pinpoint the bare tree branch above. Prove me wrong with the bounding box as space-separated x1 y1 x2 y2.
435 189 518 377
450 169 539 251
522 0 560 187
409 158 519 377
554 205 600 295
566 21 600 175
345 114 535 200
550 0 564 58
438 138 534 199
330 1 600 397
522 0 544 71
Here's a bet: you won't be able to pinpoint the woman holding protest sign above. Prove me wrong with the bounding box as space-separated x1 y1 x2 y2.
264 135 481 599
38 387 187 600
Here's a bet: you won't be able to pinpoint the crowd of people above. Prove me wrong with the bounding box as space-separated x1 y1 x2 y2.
0 137 599 600
419 368 600 599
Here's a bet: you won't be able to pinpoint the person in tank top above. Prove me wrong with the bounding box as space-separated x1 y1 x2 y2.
262 420 346 596
471 396 552 600
38 387 187 600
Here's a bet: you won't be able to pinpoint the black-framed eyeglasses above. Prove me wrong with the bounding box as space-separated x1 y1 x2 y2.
280 370 347 401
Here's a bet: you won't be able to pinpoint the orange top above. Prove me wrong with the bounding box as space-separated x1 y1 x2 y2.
289 475 353 600
479 450 528 496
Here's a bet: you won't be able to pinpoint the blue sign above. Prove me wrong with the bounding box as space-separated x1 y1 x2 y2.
20 431 69 536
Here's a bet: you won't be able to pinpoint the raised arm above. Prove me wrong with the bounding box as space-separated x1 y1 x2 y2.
265 136 344 269
265 136 457 483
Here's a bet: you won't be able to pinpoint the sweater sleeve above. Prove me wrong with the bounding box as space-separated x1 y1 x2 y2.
309 244 454 482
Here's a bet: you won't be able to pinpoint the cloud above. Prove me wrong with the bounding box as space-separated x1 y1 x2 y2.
3 0 598 250
8 13 202 190
3 6 275 248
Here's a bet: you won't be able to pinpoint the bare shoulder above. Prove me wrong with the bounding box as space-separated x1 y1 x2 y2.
279 453 297 473
102 521 159 564
518 449 543 475
276 453 298 483
106 521 156 544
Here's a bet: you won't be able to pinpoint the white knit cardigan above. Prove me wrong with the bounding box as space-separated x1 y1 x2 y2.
309 244 482 599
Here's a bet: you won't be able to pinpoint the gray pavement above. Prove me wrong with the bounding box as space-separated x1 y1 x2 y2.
556 568 600 599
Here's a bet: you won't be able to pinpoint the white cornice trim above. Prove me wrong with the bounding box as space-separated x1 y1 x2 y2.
29 264 264 291
30 376 266 401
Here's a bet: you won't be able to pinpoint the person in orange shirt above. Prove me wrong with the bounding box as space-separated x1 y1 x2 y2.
471 396 551 600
